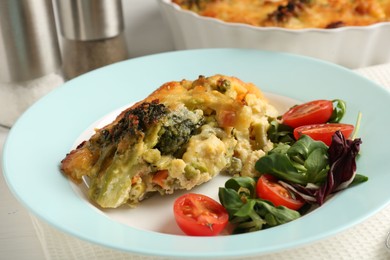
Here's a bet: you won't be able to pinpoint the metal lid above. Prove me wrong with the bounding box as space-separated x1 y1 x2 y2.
56 0 124 41
0 0 61 83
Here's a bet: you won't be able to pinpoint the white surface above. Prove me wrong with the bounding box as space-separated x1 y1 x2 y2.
0 127 45 259
0 73 64 127
2 0 390 259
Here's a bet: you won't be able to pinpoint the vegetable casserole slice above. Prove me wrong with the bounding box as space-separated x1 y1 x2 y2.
61 75 278 208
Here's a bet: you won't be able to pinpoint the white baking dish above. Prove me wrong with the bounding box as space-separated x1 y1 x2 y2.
158 0 390 68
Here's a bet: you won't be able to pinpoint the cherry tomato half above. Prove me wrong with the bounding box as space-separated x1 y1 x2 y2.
282 100 333 128
256 174 304 210
173 193 229 236
293 123 354 146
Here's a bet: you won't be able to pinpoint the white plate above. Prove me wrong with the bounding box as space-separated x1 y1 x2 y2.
3 49 390 258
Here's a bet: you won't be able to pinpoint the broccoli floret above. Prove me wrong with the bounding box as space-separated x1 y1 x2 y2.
155 107 204 156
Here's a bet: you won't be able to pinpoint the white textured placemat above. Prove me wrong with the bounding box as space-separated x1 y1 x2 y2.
31 63 390 260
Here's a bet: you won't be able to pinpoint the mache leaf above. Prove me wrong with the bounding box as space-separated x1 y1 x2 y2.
256 135 329 185
224 177 257 198
255 153 308 185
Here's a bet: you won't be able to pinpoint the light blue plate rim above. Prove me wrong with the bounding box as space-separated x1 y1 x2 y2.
3 48 390 258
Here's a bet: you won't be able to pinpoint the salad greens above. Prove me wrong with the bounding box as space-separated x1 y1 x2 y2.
255 135 329 186
218 99 367 234
218 177 301 234
272 131 365 205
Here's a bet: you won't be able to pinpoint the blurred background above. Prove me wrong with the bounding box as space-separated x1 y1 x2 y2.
119 0 174 57
0 0 175 127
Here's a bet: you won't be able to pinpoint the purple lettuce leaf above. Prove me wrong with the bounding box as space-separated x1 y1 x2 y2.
316 130 362 205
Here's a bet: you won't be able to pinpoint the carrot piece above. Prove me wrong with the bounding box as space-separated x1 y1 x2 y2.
152 170 169 187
